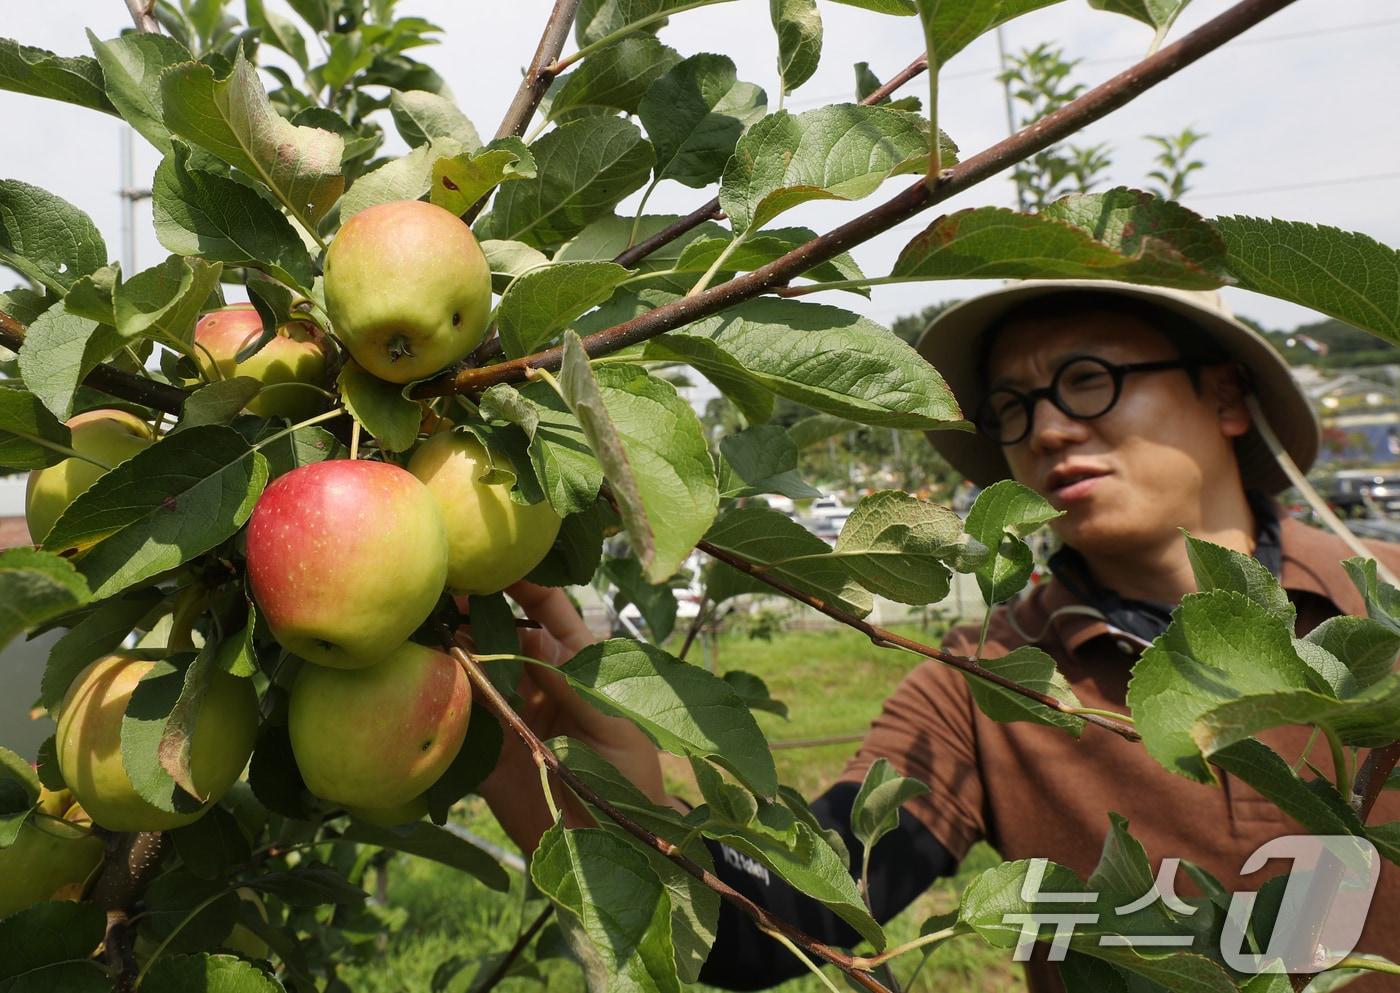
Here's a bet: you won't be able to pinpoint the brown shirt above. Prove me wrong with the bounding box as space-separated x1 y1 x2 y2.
838 515 1400 992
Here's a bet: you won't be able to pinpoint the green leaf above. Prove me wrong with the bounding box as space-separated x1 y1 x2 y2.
692 789 884 948
0 179 108 295
719 104 939 234
558 340 718 583
152 143 317 290
575 0 738 44
1183 532 1293 624
235 419 342 480
526 500 611 587
518 381 606 516
161 49 345 229
638 54 767 189
155 645 226 799
834 490 983 605
1305 615 1400 691
16 301 126 422
245 863 366 907
963 479 1060 604
431 138 537 215
0 901 107 981
892 192 1229 289
247 0 309 70
336 361 420 453
1212 217 1400 346
1210 738 1363 838
851 757 931 852
1127 591 1326 782
175 378 263 432
959 858 1238 993
122 657 217 816
832 0 916 11
114 255 224 355
0 38 114 116
169 806 251 880
478 117 655 250
1089 0 1192 32
915 0 1065 71
672 298 963 429
601 556 678 642
549 36 681 122
42 425 269 599
88 31 193 154
497 262 631 359
552 738 719 984
672 227 866 289
337 137 461 221
343 816 511 891
389 88 481 150
703 505 873 616
962 645 1086 735
716 423 820 499
560 638 778 796
642 333 775 424
770 0 822 95
62 265 120 326
480 238 550 293
531 822 681 993
141 953 284 993
42 591 163 710
0 549 90 654
0 387 72 470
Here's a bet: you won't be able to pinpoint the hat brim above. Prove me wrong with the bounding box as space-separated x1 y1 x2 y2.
915 280 1320 495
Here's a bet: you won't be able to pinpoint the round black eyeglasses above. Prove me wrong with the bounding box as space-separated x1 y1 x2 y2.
976 356 1201 445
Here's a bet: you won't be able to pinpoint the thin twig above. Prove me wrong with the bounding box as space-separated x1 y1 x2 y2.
124 0 161 33
474 905 555 993
1352 741 1400 821
0 311 190 416
492 0 583 143
419 0 1298 399
676 597 710 661
695 537 1140 741
443 636 895 993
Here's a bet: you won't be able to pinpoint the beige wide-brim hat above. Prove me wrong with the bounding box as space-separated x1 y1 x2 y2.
916 279 1321 495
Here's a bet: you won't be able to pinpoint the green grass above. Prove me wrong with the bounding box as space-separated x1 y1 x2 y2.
343 620 1025 993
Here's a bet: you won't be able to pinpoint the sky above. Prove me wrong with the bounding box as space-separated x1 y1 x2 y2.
2 2 1397 332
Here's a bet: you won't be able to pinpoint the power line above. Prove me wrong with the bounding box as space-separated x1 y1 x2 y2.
785 18 1400 111
1186 171 1400 201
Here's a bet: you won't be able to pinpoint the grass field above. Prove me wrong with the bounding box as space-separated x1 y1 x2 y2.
338 619 1026 993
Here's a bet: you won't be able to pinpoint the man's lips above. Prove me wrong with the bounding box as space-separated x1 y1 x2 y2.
1044 465 1111 502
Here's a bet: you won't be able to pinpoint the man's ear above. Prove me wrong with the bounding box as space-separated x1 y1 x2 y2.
1204 364 1251 439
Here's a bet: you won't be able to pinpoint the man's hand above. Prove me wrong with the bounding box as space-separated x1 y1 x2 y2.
469 582 668 855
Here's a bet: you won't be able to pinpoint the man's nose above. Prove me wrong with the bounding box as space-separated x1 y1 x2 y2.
1025 395 1089 452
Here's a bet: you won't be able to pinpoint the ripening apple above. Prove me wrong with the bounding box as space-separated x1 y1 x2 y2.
245 459 450 669
347 794 429 828
0 788 105 919
288 641 470 809
407 431 563 595
55 654 258 832
25 408 155 543
323 200 491 383
193 304 330 419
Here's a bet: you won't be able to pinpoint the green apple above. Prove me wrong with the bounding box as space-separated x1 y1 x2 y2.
323 200 491 383
193 304 329 419
25 409 155 543
245 459 449 669
407 430 562 595
55 654 258 832
0 790 105 919
347 794 429 828
288 642 470 809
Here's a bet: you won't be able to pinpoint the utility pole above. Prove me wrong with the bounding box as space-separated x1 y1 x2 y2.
994 26 1024 210
119 127 152 274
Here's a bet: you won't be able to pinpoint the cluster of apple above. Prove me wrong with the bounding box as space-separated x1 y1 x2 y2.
16 199 559 874
243 437 562 824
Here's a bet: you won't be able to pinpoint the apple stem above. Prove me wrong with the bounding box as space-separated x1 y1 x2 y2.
250 407 345 452
537 761 561 822
350 418 361 460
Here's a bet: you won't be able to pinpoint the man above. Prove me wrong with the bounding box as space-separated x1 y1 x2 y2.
479 280 1400 992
